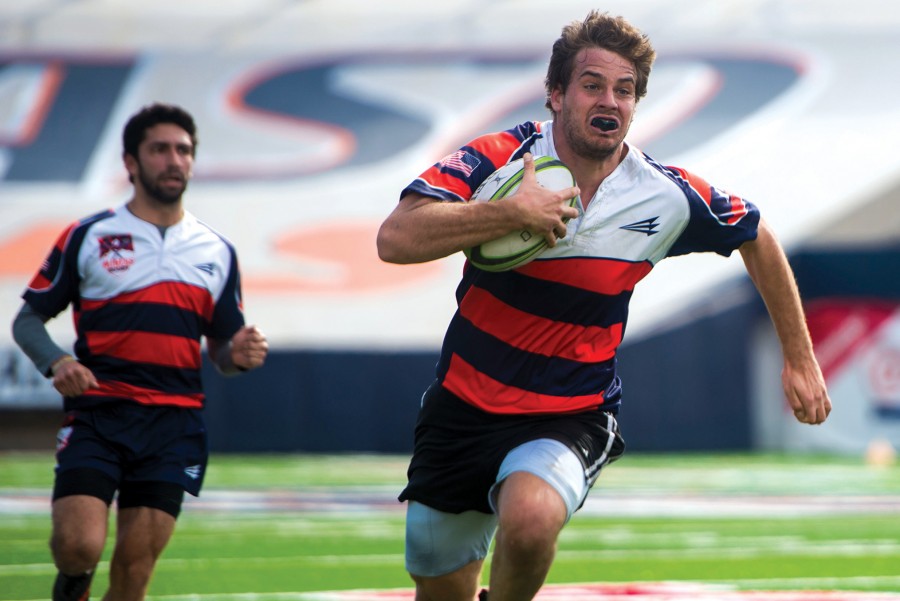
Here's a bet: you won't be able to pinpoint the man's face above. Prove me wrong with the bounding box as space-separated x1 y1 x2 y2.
129 123 194 204
551 47 637 161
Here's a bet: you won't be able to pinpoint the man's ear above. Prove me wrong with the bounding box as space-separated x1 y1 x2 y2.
549 87 564 114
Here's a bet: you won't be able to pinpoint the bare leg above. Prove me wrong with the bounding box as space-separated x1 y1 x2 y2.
487 472 567 601
102 506 176 601
50 495 109 600
51 495 110 573
411 559 485 601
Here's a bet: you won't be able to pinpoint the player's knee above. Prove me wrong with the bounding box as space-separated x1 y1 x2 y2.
49 531 104 573
498 488 565 543
497 496 565 553
497 518 558 558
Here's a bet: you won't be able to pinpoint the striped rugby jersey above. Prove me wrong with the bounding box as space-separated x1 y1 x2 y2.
23 204 245 411
402 120 760 415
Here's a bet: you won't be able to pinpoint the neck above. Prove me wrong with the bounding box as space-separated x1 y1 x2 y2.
126 194 184 227
553 134 628 208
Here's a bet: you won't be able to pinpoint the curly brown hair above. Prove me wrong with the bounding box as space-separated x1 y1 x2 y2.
544 11 656 115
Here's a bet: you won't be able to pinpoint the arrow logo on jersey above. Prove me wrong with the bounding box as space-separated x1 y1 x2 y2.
620 216 660 236
194 263 216 275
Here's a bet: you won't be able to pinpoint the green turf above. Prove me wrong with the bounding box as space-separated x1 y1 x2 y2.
2 452 899 599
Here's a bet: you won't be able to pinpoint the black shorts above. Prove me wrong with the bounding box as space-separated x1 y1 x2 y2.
398 383 625 514
53 403 208 508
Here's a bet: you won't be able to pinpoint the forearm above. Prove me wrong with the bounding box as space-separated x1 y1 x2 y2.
11 303 71 377
739 220 814 363
207 338 241 376
741 220 831 424
377 195 525 265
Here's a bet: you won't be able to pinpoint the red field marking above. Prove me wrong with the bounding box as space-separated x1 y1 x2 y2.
295 582 900 600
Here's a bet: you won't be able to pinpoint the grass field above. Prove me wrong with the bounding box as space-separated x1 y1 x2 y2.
2 452 899 599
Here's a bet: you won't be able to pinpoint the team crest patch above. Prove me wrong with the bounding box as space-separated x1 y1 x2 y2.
98 234 135 273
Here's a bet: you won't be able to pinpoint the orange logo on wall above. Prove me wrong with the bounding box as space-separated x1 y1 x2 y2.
0 223 65 277
1 221 443 295
246 221 442 294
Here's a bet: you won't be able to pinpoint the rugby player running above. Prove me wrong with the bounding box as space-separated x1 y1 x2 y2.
12 103 268 601
377 11 831 601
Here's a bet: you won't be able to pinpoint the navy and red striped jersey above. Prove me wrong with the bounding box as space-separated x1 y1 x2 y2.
23 204 245 411
401 120 760 415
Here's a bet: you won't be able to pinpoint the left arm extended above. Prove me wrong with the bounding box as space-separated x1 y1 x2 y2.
740 219 832 425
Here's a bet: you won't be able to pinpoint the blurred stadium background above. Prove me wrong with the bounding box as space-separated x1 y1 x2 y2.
1 0 899 458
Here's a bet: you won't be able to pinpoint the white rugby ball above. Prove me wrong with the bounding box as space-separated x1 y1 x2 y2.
464 155 578 272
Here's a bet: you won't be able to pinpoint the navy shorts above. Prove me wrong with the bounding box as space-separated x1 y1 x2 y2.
54 403 208 508
399 383 625 515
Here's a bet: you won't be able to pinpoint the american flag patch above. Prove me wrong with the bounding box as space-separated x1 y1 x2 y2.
439 150 480 176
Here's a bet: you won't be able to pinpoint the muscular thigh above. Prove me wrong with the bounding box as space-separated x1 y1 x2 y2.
51 494 110 554
113 505 177 559
490 438 588 522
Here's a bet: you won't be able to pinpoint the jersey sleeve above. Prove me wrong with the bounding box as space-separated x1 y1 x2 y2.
205 244 246 341
400 122 544 203
663 166 760 257
22 222 83 319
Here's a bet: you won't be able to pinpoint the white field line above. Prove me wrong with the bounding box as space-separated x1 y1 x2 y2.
4 535 900 577
4 489 900 518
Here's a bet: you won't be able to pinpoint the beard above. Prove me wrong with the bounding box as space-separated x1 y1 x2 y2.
558 110 626 162
137 166 186 205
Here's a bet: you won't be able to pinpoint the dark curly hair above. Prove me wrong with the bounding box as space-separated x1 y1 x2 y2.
122 102 197 160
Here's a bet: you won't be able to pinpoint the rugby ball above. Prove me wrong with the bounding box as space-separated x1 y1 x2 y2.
464 156 578 272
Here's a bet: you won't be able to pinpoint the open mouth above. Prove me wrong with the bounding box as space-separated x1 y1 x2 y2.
591 116 618 132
